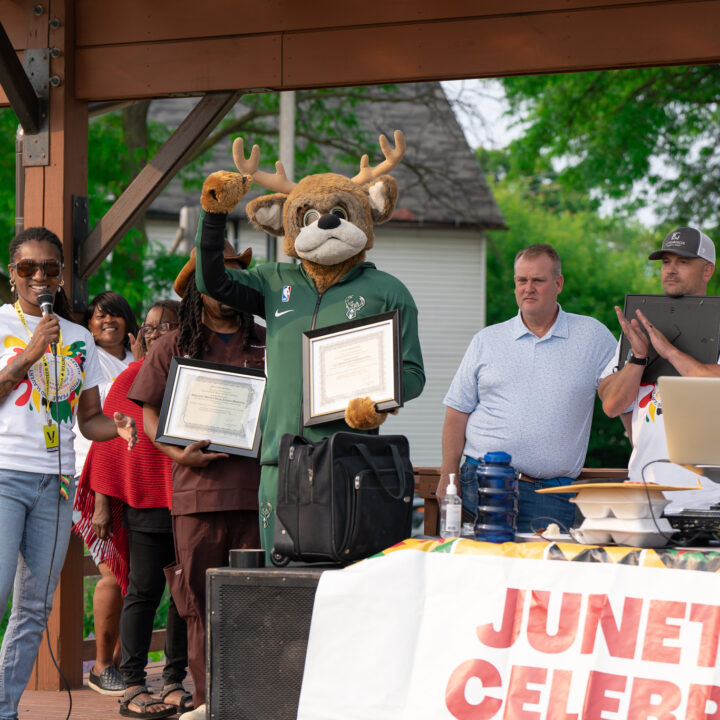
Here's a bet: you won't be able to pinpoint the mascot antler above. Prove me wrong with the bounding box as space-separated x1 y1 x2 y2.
351 130 406 185
233 137 297 194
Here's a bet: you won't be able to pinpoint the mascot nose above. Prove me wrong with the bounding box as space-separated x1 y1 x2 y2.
317 213 341 230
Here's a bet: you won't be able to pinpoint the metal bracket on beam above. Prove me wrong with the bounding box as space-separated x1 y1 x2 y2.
72 195 89 313
22 49 49 167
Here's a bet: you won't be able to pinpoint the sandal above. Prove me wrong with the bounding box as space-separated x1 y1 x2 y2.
161 683 194 713
119 686 176 719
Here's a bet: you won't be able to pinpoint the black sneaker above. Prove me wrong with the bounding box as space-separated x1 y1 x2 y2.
87 666 125 696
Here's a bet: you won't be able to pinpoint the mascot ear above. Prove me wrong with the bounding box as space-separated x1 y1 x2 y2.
246 194 287 236
364 175 398 225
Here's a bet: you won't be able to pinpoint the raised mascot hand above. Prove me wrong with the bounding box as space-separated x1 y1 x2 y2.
201 171 253 214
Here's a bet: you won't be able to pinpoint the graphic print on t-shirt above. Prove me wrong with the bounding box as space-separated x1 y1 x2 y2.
4 336 87 423
638 381 662 423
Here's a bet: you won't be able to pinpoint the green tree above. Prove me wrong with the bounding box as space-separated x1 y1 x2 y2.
0 110 19 247
500 66 720 233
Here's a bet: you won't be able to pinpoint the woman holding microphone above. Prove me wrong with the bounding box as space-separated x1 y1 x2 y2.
0 227 137 720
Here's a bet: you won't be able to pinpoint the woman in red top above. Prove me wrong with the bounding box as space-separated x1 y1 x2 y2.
75 300 192 719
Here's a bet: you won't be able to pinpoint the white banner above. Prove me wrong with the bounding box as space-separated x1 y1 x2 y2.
298 542 720 720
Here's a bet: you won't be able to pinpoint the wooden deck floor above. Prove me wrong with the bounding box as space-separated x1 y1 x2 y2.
18 663 194 720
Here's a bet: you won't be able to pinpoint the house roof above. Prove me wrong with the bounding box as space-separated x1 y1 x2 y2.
148 82 506 230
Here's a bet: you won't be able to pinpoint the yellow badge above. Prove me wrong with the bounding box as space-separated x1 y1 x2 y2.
43 423 59 451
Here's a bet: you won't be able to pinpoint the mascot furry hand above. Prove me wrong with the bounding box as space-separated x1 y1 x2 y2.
200 130 414 430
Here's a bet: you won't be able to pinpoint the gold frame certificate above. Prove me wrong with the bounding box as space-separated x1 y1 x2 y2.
302 310 403 427
156 357 265 457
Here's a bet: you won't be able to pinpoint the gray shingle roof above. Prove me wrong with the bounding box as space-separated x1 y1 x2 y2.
148 82 506 230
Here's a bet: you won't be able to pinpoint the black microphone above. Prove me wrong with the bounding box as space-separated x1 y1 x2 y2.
36 290 57 355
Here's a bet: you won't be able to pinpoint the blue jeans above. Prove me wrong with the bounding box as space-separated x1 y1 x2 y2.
0 470 74 720
459 460 575 534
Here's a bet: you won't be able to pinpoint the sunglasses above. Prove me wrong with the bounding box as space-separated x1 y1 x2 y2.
10 259 64 278
139 321 179 336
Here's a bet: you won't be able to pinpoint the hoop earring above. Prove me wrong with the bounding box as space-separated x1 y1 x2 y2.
9 280 14 292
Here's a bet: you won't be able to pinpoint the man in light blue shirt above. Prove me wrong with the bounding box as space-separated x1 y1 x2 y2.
439 244 616 532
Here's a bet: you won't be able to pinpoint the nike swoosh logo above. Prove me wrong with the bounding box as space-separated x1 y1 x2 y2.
275 308 295 317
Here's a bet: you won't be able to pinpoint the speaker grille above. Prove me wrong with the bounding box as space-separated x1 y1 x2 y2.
208 569 322 720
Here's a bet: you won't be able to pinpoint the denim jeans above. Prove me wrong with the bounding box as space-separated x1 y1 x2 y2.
459 459 575 534
0 470 74 720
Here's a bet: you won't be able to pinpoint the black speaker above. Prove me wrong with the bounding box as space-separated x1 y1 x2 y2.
206 566 326 720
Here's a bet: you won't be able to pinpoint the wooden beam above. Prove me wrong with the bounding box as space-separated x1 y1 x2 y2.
72 0 678 46
78 90 240 278
30 533 84 690
0 21 40 132
0 0 35 49
0 0 46 107
75 36 279 101
282 1 720 87
69 0 720 100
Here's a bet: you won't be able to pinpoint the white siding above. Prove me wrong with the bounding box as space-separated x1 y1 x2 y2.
369 227 486 466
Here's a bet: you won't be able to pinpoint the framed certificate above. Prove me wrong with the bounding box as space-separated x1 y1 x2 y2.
156 357 266 457
302 310 403 427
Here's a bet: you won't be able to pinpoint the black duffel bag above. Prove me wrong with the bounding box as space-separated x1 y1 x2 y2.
273 432 414 565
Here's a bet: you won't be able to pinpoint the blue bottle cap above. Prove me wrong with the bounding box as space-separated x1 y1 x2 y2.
483 451 512 464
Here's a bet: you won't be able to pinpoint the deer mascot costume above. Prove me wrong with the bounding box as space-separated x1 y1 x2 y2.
195 130 425 554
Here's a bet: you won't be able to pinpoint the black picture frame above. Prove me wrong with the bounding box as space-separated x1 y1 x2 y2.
619 294 720 383
302 309 403 427
156 357 266 458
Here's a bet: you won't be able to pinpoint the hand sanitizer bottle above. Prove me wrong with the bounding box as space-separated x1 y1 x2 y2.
440 473 462 538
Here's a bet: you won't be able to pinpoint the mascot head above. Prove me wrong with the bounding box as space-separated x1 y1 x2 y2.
237 131 405 264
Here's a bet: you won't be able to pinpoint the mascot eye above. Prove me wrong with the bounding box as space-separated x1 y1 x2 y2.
303 209 320 226
330 206 348 220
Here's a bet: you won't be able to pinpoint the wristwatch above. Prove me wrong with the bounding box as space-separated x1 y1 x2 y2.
628 354 649 366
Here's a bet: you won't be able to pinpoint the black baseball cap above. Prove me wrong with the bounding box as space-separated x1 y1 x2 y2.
649 227 716 264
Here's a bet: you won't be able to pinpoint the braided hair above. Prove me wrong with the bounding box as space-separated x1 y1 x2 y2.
9 226 73 320
178 276 259 360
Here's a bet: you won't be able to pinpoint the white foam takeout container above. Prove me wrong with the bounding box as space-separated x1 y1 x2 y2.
570 486 669 520
574 516 675 548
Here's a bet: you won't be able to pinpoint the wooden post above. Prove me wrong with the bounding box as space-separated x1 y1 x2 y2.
30 534 85 690
21 0 88 690
23 0 88 296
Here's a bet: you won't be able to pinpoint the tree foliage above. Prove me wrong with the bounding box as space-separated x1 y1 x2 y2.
501 66 720 231
0 110 19 247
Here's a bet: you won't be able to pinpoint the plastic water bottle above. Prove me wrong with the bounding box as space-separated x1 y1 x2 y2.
440 473 462 538
474 451 518 542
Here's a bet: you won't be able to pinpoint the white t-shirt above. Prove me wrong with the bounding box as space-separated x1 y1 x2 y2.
73 345 132 475
601 343 720 512
0 304 103 475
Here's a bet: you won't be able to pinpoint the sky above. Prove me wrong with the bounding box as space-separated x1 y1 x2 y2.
440 79 523 150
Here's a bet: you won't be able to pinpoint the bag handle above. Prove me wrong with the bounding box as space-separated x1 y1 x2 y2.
356 442 408 501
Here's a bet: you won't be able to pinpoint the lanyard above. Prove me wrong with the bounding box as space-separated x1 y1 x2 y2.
14 300 66 425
